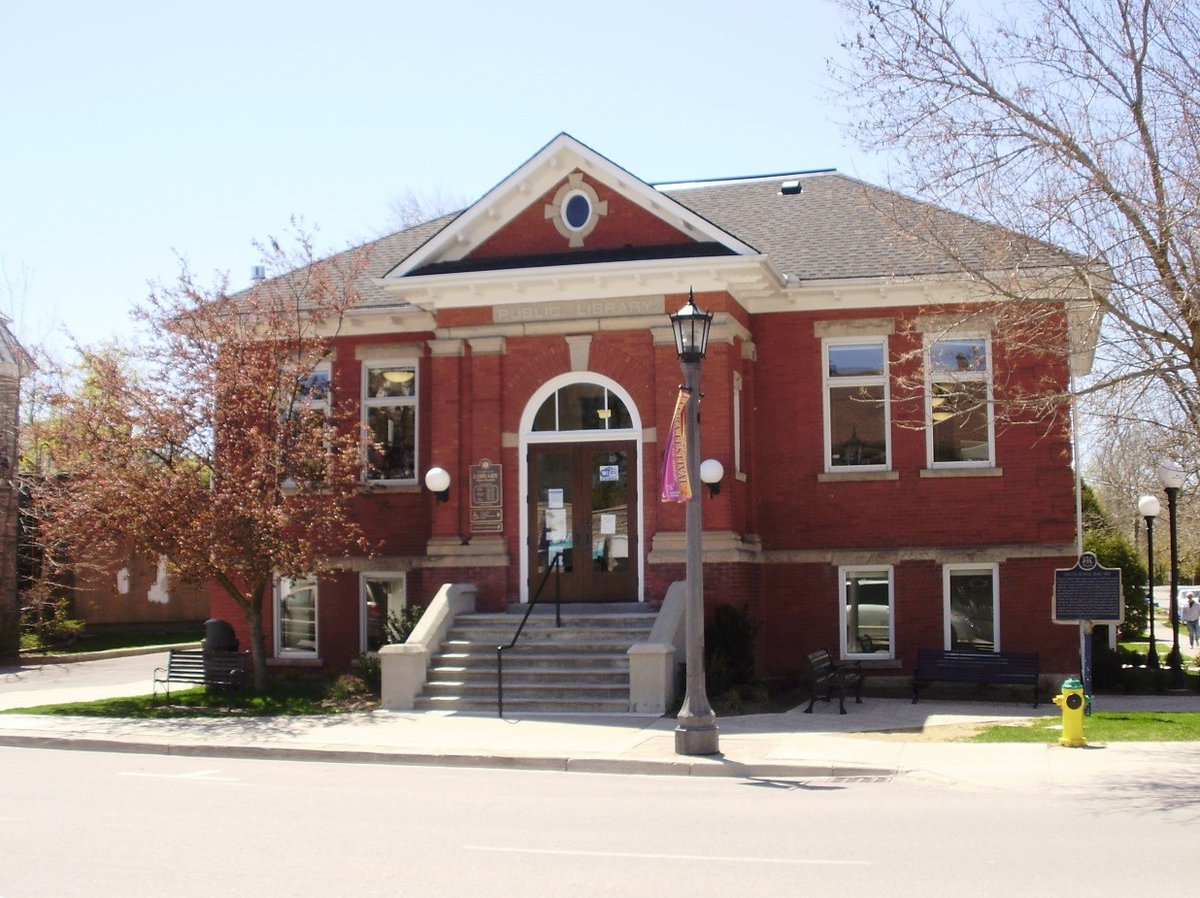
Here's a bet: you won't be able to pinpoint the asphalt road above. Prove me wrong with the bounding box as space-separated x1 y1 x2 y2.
2 745 1196 897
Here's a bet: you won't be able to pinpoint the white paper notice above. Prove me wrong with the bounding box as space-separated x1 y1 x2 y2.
600 513 617 535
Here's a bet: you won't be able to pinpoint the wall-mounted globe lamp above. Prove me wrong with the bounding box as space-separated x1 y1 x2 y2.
700 458 725 498
424 466 451 503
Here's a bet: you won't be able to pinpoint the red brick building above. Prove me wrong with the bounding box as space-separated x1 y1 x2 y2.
212 134 1098 684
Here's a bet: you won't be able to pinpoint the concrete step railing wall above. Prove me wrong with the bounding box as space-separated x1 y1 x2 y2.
380 583 685 714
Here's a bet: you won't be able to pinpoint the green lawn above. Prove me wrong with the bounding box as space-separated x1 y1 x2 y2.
1 679 378 718
20 629 201 656
969 711 1200 742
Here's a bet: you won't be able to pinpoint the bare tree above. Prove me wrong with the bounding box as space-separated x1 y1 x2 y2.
386 188 466 231
832 0 1200 461
28 229 372 688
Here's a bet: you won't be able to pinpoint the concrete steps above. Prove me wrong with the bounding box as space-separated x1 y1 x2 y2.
413 605 655 714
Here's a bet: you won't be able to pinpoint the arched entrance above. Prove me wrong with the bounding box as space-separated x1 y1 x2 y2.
519 374 644 603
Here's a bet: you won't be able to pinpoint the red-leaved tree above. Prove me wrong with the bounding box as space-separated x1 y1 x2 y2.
29 230 371 689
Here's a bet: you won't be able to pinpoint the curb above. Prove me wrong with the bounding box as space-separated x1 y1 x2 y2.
16 643 201 665
0 731 899 780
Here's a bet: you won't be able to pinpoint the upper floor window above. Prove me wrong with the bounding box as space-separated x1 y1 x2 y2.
364 363 417 483
532 382 632 432
824 339 889 470
296 364 331 412
281 361 331 486
733 371 744 477
927 337 993 466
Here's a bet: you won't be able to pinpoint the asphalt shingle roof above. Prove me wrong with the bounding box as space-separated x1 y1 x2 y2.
661 172 1073 282
351 213 460 309
257 169 1077 312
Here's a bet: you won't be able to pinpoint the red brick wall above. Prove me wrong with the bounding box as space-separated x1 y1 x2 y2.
74 552 209 629
209 291 1080 681
749 307 1075 552
750 557 1079 678
471 173 696 259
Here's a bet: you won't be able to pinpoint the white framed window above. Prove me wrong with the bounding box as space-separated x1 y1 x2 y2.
926 336 994 467
364 361 418 483
733 371 744 477
361 573 407 653
275 576 318 657
824 338 890 471
944 564 999 652
840 565 894 659
296 362 331 413
281 361 332 487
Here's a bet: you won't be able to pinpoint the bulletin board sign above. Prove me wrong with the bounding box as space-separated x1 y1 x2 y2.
469 459 503 534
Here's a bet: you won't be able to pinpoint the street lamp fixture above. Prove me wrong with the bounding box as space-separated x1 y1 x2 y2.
1157 460 1186 689
669 289 720 756
1138 494 1161 669
670 288 713 362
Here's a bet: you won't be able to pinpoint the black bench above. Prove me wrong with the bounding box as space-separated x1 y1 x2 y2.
804 649 863 714
153 648 248 701
912 649 1039 707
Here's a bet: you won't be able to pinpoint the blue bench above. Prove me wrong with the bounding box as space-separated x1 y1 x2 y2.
912 649 1039 707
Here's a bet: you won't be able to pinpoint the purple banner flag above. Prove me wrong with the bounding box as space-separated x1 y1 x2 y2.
660 388 693 502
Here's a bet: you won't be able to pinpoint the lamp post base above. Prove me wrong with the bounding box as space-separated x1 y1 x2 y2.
675 721 720 756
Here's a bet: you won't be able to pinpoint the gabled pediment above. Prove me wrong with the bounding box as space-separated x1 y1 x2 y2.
385 133 760 281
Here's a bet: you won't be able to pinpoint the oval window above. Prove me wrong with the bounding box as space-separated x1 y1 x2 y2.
563 191 592 231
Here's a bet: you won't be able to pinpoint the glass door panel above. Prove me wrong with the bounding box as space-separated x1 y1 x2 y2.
534 450 574 576
529 441 637 603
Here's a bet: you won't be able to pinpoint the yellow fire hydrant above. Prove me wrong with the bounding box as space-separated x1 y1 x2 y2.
1051 677 1088 747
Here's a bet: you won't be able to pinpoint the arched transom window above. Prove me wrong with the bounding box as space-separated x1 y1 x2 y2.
532 382 633 432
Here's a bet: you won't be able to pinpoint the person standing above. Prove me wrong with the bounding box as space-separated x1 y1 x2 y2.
1182 592 1200 649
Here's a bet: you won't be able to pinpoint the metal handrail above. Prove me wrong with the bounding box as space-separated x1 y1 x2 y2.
497 551 563 717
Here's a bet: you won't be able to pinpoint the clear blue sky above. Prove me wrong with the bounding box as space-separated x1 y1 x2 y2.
1 0 881 356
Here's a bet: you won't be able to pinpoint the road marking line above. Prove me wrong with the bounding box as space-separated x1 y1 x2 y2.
464 845 867 866
119 769 239 782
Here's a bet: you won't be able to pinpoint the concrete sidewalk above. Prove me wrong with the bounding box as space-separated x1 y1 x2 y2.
5 650 1200 786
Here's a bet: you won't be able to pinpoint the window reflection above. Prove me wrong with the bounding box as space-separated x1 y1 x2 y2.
362 575 405 653
277 577 317 655
948 570 996 651
364 364 417 482
844 570 891 656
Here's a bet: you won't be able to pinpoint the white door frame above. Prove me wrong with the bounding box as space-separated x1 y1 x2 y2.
518 372 645 603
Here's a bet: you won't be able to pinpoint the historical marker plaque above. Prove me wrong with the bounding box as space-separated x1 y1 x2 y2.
1053 552 1123 624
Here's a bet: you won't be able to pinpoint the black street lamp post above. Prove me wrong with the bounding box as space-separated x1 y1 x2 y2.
669 289 719 756
1138 494 1161 669
1158 460 1186 690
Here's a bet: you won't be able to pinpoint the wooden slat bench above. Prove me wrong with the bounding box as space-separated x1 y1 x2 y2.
152 648 248 701
912 649 1040 707
804 649 863 714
